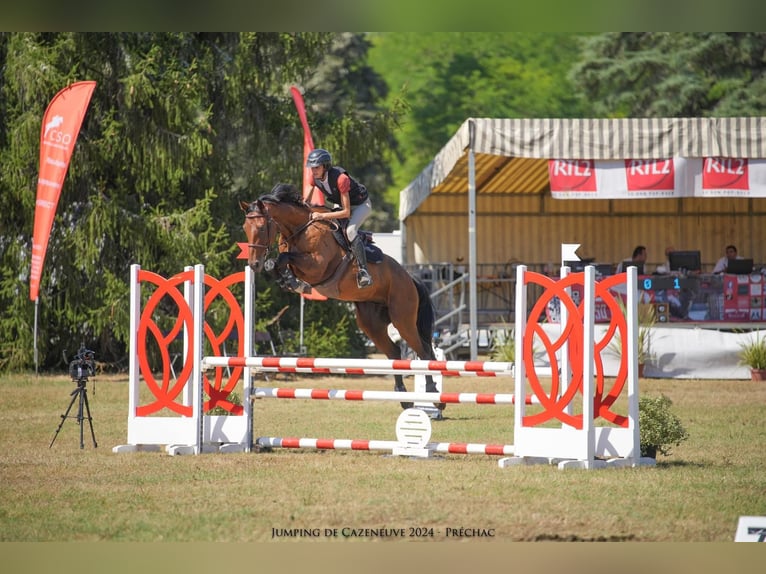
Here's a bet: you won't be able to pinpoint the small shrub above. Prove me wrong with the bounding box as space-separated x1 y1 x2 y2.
303 315 352 358
607 297 657 366
638 394 689 457
737 331 766 370
489 329 515 362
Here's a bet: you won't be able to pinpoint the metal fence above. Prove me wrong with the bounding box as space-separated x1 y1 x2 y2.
404 262 549 357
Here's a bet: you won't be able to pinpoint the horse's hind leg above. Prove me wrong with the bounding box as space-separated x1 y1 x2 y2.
354 303 412 409
393 374 411 408
387 284 445 413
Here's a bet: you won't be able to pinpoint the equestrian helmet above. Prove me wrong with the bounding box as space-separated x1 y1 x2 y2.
306 148 332 168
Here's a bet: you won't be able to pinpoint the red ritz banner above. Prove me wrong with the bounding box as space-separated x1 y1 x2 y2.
548 159 597 192
625 158 675 191
703 157 749 190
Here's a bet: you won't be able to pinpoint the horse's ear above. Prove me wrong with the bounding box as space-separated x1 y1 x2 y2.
239 200 251 213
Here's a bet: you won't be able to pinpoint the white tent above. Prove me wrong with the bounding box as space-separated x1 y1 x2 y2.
399 117 766 359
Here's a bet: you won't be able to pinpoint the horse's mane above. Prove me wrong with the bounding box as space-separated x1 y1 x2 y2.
261 183 305 206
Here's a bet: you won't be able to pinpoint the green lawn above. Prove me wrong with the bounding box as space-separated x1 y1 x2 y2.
1 372 765 544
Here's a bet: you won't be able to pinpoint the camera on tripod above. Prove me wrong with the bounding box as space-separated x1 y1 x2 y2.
68 346 96 383
51 345 98 449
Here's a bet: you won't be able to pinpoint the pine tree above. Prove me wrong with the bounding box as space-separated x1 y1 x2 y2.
570 32 766 117
0 33 396 371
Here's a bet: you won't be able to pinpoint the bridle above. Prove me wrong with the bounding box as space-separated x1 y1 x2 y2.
243 208 278 266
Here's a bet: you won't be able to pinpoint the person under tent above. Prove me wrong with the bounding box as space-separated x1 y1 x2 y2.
712 244 743 274
616 245 647 275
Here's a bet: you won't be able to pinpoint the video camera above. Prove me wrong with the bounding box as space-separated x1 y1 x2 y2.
68 345 96 382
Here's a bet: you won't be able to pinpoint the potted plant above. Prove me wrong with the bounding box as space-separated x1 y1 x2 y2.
635 302 657 375
638 394 689 458
489 322 541 364
737 331 766 381
608 298 657 376
489 326 515 362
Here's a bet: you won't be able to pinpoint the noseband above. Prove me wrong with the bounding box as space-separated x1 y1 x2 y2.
244 210 275 251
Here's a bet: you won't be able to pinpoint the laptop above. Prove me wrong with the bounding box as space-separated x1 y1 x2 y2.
726 258 754 275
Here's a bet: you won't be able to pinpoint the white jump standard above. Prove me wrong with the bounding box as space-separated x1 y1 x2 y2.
115 260 652 469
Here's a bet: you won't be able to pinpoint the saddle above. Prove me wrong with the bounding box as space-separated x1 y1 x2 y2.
330 220 384 264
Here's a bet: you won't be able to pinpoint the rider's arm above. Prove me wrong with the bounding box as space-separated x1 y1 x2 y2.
311 174 351 221
305 184 319 206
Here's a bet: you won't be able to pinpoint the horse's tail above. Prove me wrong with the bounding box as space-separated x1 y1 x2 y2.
413 276 436 358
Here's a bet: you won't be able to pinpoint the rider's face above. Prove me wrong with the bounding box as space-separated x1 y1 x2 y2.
310 165 326 178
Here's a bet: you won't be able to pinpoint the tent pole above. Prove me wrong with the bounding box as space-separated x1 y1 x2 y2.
400 221 407 265
468 120 478 360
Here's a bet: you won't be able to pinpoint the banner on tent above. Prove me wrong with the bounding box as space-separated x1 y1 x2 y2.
550 157 766 199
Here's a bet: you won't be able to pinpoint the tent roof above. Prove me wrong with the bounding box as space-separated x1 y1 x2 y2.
399 117 766 220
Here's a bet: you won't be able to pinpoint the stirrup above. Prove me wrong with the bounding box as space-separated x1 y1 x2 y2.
356 269 373 288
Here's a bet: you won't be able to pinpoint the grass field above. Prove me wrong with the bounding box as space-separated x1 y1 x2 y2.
1 370 765 544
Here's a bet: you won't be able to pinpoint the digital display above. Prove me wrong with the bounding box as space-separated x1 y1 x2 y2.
637 276 697 291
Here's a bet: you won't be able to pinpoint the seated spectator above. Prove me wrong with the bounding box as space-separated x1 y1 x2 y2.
712 244 742 274
616 245 647 274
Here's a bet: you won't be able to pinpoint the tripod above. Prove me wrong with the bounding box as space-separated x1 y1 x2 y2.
50 378 98 449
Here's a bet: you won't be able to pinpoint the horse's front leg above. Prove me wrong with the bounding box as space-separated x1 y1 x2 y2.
262 254 282 281
268 253 313 294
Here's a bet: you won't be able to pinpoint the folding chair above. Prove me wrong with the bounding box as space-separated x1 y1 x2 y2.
255 330 276 355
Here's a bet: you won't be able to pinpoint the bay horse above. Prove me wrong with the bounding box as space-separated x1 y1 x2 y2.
240 183 441 411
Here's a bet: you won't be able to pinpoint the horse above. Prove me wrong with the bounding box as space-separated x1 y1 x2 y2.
240 183 442 412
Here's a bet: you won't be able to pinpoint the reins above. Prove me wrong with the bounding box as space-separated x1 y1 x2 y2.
280 219 314 244
266 200 337 245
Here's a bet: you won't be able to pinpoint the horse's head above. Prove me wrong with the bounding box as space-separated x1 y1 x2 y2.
240 199 277 272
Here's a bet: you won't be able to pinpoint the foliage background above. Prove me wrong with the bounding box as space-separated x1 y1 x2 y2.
0 32 400 370
2 32 766 372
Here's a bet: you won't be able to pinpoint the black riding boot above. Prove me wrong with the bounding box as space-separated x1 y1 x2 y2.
350 235 373 288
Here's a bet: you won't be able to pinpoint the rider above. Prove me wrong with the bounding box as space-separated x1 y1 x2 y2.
305 148 373 288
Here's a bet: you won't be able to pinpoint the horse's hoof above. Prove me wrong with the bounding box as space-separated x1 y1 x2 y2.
435 402 446 411
400 402 414 410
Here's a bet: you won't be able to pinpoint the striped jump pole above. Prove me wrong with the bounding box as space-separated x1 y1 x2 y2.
252 387 540 405
255 437 515 456
202 356 515 377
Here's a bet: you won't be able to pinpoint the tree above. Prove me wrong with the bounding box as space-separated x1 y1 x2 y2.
366 32 590 206
570 32 766 118
0 33 398 371
298 32 407 231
